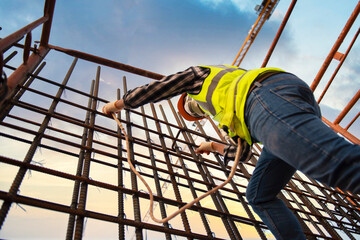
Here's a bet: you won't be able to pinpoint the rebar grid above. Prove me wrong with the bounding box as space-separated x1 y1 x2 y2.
1 45 360 239
1 0 360 239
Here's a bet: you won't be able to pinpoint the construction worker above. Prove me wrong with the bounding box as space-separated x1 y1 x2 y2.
103 65 360 239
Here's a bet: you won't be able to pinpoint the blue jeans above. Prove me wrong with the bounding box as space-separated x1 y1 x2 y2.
244 73 360 239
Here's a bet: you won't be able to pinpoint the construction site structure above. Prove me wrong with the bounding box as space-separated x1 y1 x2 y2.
0 0 359 239
232 0 280 67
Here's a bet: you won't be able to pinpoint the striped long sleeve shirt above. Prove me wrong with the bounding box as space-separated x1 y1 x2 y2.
122 65 237 161
123 66 209 108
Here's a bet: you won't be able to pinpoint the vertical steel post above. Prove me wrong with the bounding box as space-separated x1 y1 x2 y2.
74 66 100 240
194 120 268 239
0 57 77 229
310 1 360 91
2 46 49 102
123 76 143 240
40 0 56 47
140 105 171 240
149 102 192 239
66 80 95 240
317 27 360 103
333 90 360 125
261 0 297 68
116 88 125 240
166 99 239 239
0 61 46 121
159 104 214 239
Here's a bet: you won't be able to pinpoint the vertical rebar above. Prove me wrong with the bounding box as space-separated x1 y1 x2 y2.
279 183 327 239
287 181 342 239
0 46 49 107
66 80 95 240
261 0 297 68
141 105 171 240
150 103 192 239
40 0 56 47
74 66 100 240
159 104 214 239
178 115 241 240
166 99 238 239
0 61 46 121
310 1 360 91
293 173 356 240
0 57 77 229
317 27 360 104
117 88 125 240
195 120 267 239
123 76 143 240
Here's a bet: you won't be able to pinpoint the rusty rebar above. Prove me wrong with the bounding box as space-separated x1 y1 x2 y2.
0 61 46 121
159 104 214 239
261 0 297 68
1 0 360 239
150 102 192 239
141 105 171 240
49 44 164 80
116 88 125 240
0 57 77 229
334 89 360 125
0 17 48 52
195 120 268 239
123 76 144 240
167 99 239 239
74 66 100 240
317 27 360 104
40 0 56 47
311 1 360 91
66 80 95 240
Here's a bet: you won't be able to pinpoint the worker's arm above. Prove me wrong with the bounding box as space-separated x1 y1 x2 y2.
196 141 240 166
195 141 227 155
102 99 125 115
102 66 209 115
123 66 209 108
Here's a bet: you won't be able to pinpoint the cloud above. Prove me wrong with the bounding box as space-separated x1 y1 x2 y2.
198 0 256 12
0 0 43 34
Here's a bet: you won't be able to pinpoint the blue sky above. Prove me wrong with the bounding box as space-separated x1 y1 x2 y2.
2 1 359 103
2 0 357 135
1 0 360 239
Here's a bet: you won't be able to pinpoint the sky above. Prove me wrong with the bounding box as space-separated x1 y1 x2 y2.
0 0 360 239
2 0 359 123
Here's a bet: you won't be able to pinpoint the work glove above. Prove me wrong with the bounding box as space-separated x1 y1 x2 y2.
224 138 252 166
195 142 215 155
238 139 251 163
102 100 122 115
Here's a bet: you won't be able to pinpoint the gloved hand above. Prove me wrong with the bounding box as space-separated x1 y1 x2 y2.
224 138 252 166
195 142 215 155
102 100 123 115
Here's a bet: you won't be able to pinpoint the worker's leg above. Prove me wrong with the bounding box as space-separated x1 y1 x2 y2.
245 73 360 193
246 148 305 240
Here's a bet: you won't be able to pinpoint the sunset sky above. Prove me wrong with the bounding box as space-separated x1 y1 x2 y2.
0 0 359 239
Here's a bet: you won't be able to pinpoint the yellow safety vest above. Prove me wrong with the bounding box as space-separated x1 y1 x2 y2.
188 65 285 145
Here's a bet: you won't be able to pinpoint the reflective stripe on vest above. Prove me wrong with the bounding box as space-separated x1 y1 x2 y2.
189 65 285 145
189 65 246 116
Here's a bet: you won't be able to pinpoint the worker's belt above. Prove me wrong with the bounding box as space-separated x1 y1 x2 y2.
247 71 283 96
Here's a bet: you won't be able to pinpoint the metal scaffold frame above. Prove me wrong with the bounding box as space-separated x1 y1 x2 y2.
0 0 359 239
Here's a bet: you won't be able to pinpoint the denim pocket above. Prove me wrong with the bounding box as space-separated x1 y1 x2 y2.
269 84 320 115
